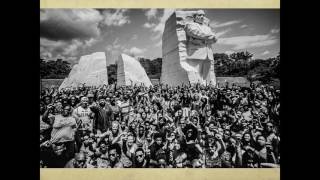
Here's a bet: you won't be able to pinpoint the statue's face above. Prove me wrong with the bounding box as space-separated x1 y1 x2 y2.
195 13 205 24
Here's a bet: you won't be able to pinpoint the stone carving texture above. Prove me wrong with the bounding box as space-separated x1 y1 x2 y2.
161 10 217 86
117 53 152 87
59 52 108 90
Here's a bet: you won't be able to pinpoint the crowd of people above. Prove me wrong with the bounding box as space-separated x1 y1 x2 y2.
40 82 280 168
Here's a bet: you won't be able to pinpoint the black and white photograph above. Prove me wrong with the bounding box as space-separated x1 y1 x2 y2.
40 8 280 168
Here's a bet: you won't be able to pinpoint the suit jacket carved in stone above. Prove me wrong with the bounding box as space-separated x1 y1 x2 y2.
185 21 216 61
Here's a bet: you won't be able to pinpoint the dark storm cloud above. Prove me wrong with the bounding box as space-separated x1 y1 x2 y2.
40 19 95 41
40 9 103 41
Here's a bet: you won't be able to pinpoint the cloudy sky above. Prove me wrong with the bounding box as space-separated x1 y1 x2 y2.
40 9 280 66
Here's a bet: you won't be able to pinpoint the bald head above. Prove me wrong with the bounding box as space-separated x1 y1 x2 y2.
81 97 89 108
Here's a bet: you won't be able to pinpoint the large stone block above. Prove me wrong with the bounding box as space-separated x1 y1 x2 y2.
117 53 152 87
161 10 217 86
59 52 108 90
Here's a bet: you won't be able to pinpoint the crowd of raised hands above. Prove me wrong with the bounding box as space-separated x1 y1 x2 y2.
40 82 280 168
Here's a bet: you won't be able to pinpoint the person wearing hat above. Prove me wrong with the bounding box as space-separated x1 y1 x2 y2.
89 96 112 134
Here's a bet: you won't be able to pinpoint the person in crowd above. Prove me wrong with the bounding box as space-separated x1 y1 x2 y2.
65 152 87 168
89 96 112 134
72 96 93 152
203 134 225 168
132 148 150 168
42 105 77 160
40 142 69 168
40 82 280 168
149 132 165 167
108 143 124 168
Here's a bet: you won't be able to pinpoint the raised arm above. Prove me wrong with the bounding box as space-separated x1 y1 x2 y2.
72 108 81 123
235 142 243 167
112 132 125 145
42 105 54 126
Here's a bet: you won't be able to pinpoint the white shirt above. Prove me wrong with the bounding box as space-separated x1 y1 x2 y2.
73 106 93 130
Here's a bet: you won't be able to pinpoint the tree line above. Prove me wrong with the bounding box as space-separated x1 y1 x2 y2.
40 51 280 86
40 59 71 79
214 51 280 84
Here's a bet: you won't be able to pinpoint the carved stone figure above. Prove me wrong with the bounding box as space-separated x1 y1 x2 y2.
161 10 217 86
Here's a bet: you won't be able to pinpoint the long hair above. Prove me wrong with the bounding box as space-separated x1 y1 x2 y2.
183 124 198 141
241 132 255 147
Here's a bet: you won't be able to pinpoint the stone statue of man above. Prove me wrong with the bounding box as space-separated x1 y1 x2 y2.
184 10 217 85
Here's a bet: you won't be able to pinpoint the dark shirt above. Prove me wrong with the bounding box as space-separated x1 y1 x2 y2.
132 154 150 168
181 97 191 108
41 147 70 168
149 143 163 161
185 143 201 161
90 105 112 132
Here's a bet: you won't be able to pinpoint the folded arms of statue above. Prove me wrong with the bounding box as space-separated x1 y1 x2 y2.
185 23 217 44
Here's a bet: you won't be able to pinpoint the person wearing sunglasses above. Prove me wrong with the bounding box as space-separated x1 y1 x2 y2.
89 96 112 134
132 148 149 168
107 143 123 168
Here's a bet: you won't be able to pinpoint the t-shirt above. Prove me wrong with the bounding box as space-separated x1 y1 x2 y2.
73 106 93 130
50 115 76 143
119 101 130 114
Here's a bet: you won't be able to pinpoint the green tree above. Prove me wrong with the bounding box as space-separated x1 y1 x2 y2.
40 58 72 79
229 51 253 62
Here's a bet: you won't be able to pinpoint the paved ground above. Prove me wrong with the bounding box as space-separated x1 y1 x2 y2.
41 77 251 90
216 77 250 87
